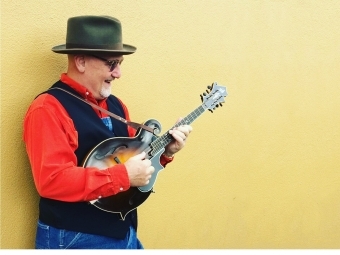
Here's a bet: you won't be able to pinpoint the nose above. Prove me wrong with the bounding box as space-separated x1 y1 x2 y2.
111 64 122 78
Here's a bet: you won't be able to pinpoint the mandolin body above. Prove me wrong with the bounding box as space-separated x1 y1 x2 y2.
82 119 164 220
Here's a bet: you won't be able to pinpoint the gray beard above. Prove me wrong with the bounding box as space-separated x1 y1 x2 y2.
100 86 111 98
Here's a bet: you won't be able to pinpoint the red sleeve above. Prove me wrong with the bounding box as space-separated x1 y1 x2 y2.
23 94 130 202
160 154 174 166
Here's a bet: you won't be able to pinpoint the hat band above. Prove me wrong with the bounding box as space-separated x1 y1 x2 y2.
66 42 123 50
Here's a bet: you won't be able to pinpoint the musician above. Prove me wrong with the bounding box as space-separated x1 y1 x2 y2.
23 15 192 249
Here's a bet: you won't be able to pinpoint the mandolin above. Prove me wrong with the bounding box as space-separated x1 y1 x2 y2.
82 82 228 220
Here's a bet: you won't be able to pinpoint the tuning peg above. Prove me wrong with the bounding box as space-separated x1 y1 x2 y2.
207 85 212 90
203 92 207 96
208 109 213 113
219 103 223 107
216 104 219 108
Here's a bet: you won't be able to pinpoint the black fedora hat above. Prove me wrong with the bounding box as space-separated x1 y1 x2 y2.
52 15 136 55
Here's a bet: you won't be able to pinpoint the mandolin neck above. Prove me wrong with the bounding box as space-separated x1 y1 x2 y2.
150 104 206 154
149 82 227 155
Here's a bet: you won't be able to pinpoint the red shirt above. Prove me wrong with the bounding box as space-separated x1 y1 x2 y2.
23 73 173 202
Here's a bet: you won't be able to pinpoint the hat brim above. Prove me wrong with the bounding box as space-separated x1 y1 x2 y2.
52 43 136 55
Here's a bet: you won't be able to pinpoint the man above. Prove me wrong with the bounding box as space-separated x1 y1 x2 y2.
23 15 192 249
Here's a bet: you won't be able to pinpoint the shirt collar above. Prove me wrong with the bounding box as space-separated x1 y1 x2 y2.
60 73 107 104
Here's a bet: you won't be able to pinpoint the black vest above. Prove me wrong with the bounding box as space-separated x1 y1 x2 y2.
38 81 137 239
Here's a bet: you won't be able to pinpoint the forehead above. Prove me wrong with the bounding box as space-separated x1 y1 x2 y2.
95 53 123 60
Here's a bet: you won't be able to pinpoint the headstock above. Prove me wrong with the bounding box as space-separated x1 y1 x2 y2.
200 82 228 112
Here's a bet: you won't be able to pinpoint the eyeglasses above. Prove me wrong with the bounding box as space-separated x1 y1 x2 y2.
89 54 123 72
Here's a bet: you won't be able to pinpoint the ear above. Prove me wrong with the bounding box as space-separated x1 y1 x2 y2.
73 55 86 73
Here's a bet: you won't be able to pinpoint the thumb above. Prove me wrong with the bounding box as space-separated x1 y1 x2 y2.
132 151 146 160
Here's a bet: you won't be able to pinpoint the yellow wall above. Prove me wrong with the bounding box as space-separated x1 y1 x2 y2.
1 0 340 249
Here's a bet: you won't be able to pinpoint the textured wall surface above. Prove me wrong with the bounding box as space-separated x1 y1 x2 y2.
1 0 340 249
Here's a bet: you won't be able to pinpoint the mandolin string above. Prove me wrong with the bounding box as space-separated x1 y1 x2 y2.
147 105 206 155
139 86 224 157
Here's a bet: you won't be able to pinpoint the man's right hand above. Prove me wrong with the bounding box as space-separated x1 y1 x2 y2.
124 151 155 187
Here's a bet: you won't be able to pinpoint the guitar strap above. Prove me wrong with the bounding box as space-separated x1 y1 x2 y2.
49 87 155 134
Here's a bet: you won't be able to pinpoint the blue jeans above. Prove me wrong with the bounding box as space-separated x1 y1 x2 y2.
35 220 143 249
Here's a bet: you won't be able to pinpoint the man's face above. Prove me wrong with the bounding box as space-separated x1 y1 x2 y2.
84 54 124 100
